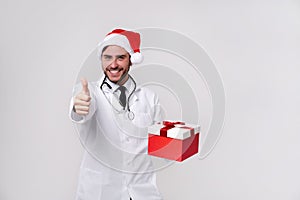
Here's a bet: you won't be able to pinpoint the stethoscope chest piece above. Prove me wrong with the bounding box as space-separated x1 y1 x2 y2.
128 111 135 120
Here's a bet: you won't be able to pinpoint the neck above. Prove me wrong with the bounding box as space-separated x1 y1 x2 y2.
117 74 129 86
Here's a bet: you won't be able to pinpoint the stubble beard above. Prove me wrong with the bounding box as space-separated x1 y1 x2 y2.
104 66 130 85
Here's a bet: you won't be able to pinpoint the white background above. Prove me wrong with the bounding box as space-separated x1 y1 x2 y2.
1 0 300 199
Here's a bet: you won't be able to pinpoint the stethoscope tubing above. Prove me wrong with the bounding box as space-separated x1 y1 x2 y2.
100 74 136 120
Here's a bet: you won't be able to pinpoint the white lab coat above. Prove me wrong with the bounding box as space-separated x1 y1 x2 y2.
69 75 163 200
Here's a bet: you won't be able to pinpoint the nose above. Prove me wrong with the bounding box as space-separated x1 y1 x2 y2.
110 58 118 68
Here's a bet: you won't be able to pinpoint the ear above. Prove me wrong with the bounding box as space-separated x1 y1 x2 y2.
128 54 132 66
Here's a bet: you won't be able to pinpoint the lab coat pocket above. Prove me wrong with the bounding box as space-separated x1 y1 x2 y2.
129 183 163 200
76 168 103 200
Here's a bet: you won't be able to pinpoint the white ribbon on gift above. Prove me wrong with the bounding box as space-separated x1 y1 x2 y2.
148 122 200 140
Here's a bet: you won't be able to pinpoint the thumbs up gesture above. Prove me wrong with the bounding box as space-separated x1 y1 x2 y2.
73 78 91 115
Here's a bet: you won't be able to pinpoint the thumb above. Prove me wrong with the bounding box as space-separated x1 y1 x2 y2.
81 78 90 95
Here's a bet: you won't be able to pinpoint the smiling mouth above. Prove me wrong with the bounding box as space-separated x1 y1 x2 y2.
107 68 123 75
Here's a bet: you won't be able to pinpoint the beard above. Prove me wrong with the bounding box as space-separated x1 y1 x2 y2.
104 66 130 84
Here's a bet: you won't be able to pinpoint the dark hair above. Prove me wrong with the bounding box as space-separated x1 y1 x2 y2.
101 46 109 54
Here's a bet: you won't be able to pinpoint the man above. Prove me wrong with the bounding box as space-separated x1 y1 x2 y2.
69 29 163 200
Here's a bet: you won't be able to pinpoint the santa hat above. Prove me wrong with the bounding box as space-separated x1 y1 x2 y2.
97 29 143 64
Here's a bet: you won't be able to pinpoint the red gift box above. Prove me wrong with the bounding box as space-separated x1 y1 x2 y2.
148 121 200 162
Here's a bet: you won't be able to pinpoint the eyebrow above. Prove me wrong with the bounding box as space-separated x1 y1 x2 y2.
116 54 128 58
102 54 128 57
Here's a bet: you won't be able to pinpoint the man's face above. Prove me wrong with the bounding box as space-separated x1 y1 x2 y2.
101 45 131 84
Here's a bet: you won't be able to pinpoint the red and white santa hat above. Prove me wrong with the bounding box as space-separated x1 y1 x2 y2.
97 29 143 64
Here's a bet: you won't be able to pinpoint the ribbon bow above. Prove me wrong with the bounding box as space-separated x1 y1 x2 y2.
160 121 185 137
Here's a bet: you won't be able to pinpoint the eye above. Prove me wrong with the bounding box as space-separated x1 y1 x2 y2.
117 55 126 61
103 55 112 61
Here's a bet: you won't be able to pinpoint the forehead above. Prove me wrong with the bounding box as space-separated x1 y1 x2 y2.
102 45 128 55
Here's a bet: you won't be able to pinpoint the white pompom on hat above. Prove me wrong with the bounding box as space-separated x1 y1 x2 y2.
97 29 143 64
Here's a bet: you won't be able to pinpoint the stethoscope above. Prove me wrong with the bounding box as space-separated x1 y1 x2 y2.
100 73 136 120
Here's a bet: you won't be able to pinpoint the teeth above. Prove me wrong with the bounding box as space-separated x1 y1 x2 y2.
110 70 119 74
109 69 122 75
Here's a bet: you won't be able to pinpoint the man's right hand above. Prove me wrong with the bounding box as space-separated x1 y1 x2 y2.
73 78 91 115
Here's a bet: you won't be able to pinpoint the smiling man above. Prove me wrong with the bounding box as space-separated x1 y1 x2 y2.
69 29 163 200
102 45 131 85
